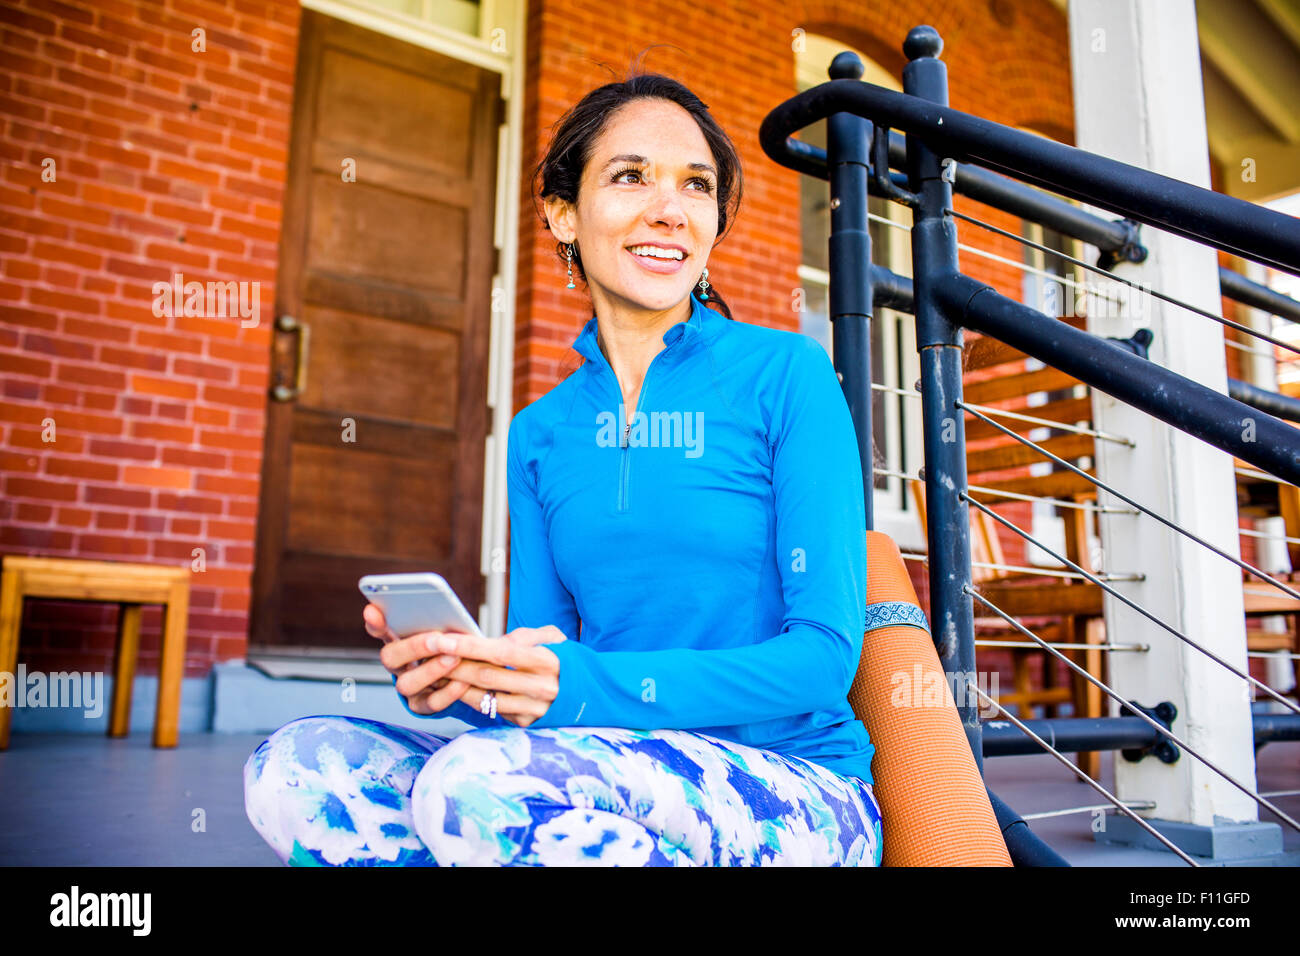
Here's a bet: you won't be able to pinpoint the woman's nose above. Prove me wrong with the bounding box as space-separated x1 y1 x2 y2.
647 184 688 225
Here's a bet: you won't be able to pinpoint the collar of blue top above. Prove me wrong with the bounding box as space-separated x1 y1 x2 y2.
571 292 721 367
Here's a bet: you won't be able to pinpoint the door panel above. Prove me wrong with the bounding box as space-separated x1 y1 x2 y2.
251 9 500 650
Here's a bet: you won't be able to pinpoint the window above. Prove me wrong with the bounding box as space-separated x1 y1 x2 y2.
795 35 924 550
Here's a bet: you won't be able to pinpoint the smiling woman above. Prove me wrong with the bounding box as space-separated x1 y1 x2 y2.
244 63 885 867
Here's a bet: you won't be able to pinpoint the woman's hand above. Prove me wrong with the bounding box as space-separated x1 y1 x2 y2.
364 603 474 716
365 604 564 725
438 626 566 728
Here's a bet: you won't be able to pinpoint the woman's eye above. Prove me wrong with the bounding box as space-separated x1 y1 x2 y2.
613 168 714 194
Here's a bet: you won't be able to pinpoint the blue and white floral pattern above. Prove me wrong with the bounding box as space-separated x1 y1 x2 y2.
244 715 883 866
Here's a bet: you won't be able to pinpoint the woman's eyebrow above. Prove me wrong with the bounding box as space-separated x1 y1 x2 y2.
601 153 717 176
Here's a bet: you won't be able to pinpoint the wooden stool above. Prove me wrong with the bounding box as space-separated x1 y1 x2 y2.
0 556 191 749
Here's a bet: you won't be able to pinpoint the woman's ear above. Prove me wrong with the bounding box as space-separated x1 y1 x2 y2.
544 195 576 245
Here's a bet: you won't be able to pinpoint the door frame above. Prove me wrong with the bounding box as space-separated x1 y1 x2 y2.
281 0 524 639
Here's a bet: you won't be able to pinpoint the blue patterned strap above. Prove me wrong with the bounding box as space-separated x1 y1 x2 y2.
864 600 931 634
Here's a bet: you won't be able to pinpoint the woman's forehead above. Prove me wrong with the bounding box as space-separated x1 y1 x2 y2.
588 102 712 168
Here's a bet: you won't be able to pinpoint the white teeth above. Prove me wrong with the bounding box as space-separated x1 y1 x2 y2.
630 245 684 260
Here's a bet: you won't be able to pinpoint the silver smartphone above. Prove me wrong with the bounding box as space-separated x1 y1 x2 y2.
358 572 485 640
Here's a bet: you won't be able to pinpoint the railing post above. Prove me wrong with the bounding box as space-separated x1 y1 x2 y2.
901 26 982 770
1067 0 1277 859
825 54 875 529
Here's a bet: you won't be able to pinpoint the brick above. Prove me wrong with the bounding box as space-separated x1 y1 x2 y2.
0 7 57 36
39 194 115 226
93 510 130 530
1 526 75 550
200 431 261 455
56 506 93 527
129 420 195 443
28 287 103 315
8 427 83 452
207 518 255 541
1 450 41 472
170 517 202 535
77 533 149 556
122 464 192 489
143 241 211 271
55 362 127 391
87 438 154 461
156 491 222 514
16 502 54 522
173 357 234 382
35 408 122 436
160 445 226 470
64 316 131 344
192 405 230 427
81 390 115 411
81 484 151 509
79 182 147 214
5 476 78 501
201 383 263 410
72 226 136 255
45 455 119 481
130 374 196 400
194 472 259 496
132 513 167 533
101 346 167 372
1 353 54 378
22 331 95 361
150 199 216 227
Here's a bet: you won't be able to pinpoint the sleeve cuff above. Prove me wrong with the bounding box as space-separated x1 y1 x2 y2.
530 638 597 728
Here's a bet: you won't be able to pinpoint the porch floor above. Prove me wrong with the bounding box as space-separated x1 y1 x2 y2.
0 730 1296 867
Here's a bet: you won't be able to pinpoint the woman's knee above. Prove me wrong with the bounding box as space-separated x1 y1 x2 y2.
243 715 444 866
408 727 692 866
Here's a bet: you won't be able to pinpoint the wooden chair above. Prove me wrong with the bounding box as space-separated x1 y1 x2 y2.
0 556 192 749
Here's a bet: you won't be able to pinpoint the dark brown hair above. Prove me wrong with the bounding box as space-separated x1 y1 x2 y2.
532 68 743 321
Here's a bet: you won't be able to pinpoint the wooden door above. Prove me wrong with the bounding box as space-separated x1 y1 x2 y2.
251 10 501 650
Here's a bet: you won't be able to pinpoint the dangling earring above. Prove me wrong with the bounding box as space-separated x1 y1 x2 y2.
697 266 710 300
565 243 576 290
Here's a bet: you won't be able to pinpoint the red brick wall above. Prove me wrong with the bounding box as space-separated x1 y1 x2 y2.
2 0 1073 683
1 0 299 678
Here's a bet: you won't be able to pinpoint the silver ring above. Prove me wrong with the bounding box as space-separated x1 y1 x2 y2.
480 691 497 718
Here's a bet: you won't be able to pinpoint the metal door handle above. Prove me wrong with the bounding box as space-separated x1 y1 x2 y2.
271 313 310 402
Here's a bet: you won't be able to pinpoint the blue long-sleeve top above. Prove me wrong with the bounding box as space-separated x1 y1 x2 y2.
395 292 875 784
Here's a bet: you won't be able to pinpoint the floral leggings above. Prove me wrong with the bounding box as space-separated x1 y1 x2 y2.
243 715 883 866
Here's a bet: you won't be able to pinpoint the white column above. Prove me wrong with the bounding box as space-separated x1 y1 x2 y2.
1067 0 1258 826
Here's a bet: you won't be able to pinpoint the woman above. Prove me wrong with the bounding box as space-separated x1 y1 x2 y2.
244 71 882 866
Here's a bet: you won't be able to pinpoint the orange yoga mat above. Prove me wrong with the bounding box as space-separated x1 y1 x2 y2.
849 531 1012 866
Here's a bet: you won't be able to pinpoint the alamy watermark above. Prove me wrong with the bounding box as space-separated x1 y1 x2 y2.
596 404 704 458
889 665 1001 718
1037 277 1147 320
0 665 104 719
152 272 260 328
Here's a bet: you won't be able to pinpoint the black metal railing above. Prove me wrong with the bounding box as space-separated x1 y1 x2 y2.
760 23 1300 867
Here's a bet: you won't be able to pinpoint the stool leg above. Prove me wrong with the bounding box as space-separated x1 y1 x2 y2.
154 582 189 748
0 569 25 751
109 603 142 738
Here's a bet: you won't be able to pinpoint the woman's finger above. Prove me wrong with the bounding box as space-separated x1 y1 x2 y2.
394 652 463 699
363 603 394 641
431 632 557 675
422 678 471 714
459 686 549 725
446 659 559 702
378 629 452 675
